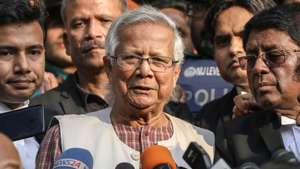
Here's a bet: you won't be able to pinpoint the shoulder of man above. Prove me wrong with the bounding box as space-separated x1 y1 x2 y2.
30 75 77 106
196 89 237 129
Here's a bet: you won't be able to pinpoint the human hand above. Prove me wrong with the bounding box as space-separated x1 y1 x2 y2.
233 93 260 117
40 72 59 94
170 85 187 103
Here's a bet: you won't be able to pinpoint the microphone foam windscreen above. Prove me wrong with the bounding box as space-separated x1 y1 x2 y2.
53 148 93 169
141 145 177 169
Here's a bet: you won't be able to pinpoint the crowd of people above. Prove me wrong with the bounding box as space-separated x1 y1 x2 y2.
0 0 300 169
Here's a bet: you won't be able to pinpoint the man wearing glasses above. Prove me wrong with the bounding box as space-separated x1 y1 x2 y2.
223 4 300 167
36 6 214 169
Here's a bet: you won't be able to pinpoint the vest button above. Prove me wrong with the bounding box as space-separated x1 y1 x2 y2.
131 152 140 161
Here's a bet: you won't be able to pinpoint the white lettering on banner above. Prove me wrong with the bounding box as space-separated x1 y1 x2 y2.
185 88 229 106
184 66 220 78
195 89 210 106
185 90 193 101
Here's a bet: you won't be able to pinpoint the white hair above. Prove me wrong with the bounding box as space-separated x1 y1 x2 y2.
105 5 185 64
60 0 128 26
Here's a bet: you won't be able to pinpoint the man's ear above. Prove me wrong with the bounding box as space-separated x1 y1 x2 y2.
63 32 71 55
104 56 112 79
173 64 181 88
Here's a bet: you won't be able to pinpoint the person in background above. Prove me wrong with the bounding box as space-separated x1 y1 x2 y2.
0 133 22 169
225 4 300 166
44 0 75 83
36 6 215 169
150 0 195 123
188 0 214 58
151 0 196 55
34 0 75 95
196 0 275 164
30 0 127 128
0 0 46 168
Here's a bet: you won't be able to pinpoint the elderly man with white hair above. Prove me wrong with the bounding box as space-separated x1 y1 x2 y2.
36 6 214 169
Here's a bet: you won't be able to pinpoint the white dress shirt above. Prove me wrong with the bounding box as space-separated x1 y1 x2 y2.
0 101 39 169
280 116 300 160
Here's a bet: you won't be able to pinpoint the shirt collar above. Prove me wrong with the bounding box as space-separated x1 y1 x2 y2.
72 74 92 106
72 73 108 109
281 115 296 125
0 100 29 114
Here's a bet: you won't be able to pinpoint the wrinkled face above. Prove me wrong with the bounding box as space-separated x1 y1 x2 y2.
161 8 195 54
45 20 72 67
246 28 300 109
0 21 45 105
64 0 122 71
105 23 180 112
214 6 253 87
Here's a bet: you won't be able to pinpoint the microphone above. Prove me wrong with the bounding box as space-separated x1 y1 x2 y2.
183 142 233 169
53 148 93 169
115 162 135 169
141 145 177 169
183 142 212 169
271 149 299 165
236 162 259 169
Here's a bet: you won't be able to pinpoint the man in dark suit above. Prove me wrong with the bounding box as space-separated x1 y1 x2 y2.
223 4 300 167
30 0 127 128
196 0 275 163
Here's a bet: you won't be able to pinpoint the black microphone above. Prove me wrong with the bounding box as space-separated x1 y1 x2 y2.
236 162 260 169
183 142 233 169
271 149 299 165
183 142 212 169
259 149 300 169
115 162 135 169
154 164 173 169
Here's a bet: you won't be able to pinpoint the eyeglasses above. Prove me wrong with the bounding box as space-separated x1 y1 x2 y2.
111 54 179 72
238 49 300 70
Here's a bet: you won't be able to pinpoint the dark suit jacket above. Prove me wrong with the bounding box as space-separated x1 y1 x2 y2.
30 74 108 130
196 88 237 164
223 111 284 167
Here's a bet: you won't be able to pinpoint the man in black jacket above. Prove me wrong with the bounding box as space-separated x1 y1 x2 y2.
30 0 127 128
224 4 300 167
196 0 275 163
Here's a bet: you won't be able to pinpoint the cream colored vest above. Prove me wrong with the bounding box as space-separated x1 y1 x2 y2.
55 107 214 169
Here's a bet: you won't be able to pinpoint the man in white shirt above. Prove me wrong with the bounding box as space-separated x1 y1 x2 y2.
0 0 45 168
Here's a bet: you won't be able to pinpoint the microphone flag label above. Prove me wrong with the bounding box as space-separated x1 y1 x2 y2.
53 158 89 169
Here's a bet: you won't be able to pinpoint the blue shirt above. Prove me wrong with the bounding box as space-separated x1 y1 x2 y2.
280 116 300 160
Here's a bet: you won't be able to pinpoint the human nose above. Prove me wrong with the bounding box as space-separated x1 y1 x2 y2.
136 58 153 77
252 54 270 75
229 37 244 58
14 53 30 74
86 19 105 39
